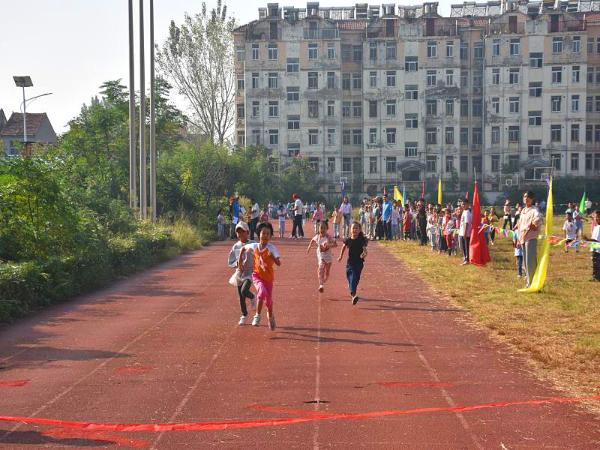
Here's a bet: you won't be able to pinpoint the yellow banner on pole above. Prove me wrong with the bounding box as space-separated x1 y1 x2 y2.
393 185 403 203
437 177 442 205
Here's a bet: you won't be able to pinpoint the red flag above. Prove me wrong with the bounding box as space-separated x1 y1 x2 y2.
383 186 387 196
465 191 469 200
469 182 491 266
421 181 425 199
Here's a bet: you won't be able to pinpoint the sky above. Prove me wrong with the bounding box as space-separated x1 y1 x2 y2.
0 1 453 134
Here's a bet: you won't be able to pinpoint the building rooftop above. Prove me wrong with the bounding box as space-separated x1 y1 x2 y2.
0 113 53 138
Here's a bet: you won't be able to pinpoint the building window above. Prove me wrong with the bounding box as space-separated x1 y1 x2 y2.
269 129 279 145
426 99 437 116
573 66 580 83
405 143 418 157
369 128 377 144
472 100 482 117
352 101 362 117
473 128 482 145
327 72 335 89
427 41 437 58
460 100 469 117
309 157 319 172
491 126 500 144
446 41 454 57
252 101 259 117
386 156 397 173
508 126 520 143
572 95 580 112
586 153 593 170
342 157 351 172
446 155 454 172
386 100 396 117
588 67 594 83
460 128 469 146
353 45 362 62
309 129 318 145
352 73 362 89
460 155 468 173
552 66 562 84
492 68 500 85
509 38 520 56
426 128 437 144
237 78 245 92
268 43 278 60
237 130 245 146
530 52 542 68
460 42 468 60
252 44 259 60
386 70 396 87
586 125 593 143
552 37 563 53
596 95 600 112
252 129 261 146
308 43 318 60
529 82 542 97
551 96 561 113
445 127 454 145
386 41 396 60
369 156 378 173
491 155 500 172
406 85 418 100
327 129 336 146
237 103 245 119
509 97 520 114
552 153 562 170
268 101 279 117
369 71 377 88
353 129 363 145
551 125 562 142
491 97 500 114
268 72 278 89
342 101 351 117
368 101 377 118
461 70 468 87
327 42 336 59
308 72 318 89
327 157 335 173
308 100 319 118
342 130 351 145
369 42 377 61
509 68 519 84
446 99 454 116
571 124 580 143
287 86 299 101
342 73 350 90
327 100 335 117
528 140 541 156
405 114 418 129
426 156 437 172
571 153 579 171
528 111 542 126
386 128 396 144
446 69 454 86
474 42 484 59
427 70 437 86
287 115 300 129
573 36 581 53
492 39 500 57
252 72 259 89
405 56 418 72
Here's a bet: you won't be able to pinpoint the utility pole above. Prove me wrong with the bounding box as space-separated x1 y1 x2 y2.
149 0 157 222
139 0 147 220
128 0 137 210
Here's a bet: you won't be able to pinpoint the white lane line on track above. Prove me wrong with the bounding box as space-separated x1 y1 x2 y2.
313 290 322 450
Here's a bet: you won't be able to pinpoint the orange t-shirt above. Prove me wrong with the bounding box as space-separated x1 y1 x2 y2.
244 242 281 283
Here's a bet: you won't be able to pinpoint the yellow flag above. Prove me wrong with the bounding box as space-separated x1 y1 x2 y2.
393 185 403 203
437 177 442 205
519 178 553 293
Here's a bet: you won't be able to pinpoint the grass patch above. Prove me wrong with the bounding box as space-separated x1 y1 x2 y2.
381 217 600 400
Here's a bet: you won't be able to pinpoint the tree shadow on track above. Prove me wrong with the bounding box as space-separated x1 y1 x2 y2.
326 297 432 305
0 429 109 447
271 331 420 348
361 304 463 313
1 346 130 370
278 326 379 335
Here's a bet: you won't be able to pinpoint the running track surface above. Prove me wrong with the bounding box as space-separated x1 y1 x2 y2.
0 232 599 448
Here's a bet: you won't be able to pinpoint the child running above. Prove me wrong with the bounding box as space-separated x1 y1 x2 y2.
338 221 368 305
307 221 337 293
227 221 256 325
238 222 281 330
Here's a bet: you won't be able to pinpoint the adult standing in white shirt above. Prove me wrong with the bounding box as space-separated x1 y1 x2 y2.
340 196 353 239
517 191 543 288
458 198 472 265
249 198 260 240
291 193 304 239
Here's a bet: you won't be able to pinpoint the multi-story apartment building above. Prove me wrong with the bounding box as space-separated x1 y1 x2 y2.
234 1 600 198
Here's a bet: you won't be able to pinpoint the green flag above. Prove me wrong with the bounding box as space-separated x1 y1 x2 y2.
579 192 586 214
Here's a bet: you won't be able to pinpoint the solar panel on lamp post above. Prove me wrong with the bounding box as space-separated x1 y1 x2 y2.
13 76 33 146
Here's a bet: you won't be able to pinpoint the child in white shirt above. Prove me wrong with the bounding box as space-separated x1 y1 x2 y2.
563 212 578 253
307 221 337 292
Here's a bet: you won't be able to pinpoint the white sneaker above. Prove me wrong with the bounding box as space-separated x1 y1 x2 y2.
251 314 261 326
268 312 276 331
238 315 246 326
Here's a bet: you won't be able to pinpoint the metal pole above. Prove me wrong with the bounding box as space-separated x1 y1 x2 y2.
149 0 157 222
128 0 137 210
22 87 27 145
139 0 147 220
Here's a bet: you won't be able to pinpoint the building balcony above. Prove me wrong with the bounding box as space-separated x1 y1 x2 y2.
303 28 340 40
488 23 525 35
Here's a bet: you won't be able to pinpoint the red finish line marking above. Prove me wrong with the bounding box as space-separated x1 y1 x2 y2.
0 380 29 388
0 395 598 432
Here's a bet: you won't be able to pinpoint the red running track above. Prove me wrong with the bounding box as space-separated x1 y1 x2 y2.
0 234 598 448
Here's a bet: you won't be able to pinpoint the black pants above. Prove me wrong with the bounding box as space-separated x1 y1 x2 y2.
292 215 304 238
502 217 512 230
249 218 259 240
419 222 427 245
375 220 384 240
237 279 254 316
384 221 392 240
593 252 600 281
460 236 470 262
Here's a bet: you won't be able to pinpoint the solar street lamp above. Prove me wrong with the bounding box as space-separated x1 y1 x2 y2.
13 76 33 144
